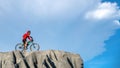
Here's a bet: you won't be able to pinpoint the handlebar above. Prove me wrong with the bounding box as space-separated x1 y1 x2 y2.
30 36 34 42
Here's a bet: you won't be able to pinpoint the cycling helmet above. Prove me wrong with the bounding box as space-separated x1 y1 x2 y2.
27 30 31 34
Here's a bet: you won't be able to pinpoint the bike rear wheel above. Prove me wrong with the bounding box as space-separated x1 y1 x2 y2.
15 43 24 51
30 43 40 51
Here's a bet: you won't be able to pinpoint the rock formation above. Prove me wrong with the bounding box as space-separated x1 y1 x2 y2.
0 50 83 68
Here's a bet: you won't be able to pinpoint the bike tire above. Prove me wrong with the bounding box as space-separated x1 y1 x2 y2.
15 43 23 51
30 43 40 51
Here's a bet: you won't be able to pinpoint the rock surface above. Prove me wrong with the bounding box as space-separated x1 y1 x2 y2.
0 50 83 68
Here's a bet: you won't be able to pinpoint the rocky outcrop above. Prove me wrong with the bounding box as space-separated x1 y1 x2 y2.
0 50 83 68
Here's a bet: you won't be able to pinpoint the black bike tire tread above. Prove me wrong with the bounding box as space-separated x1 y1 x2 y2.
15 43 23 51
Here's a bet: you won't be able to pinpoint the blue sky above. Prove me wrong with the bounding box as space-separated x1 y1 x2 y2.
0 0 120 68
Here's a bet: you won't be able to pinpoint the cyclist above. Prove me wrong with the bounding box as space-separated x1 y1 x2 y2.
22 30 33 50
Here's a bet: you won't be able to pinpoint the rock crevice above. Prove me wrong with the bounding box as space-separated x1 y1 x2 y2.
0 50 83 68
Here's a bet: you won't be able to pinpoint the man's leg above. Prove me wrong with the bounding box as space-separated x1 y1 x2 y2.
23 39 27 50
24 42 27 50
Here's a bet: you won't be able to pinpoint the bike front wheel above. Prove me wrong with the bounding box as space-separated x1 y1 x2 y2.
15 43 24 51
30 43 40 51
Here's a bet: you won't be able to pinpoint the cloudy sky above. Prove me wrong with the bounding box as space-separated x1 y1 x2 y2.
0 0 120 68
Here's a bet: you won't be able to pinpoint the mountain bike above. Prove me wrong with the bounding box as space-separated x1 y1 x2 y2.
15 40 40 51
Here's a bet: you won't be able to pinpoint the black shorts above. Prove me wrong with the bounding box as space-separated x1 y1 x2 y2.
22 39 26 44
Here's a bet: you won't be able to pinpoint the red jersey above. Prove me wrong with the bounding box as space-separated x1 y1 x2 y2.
22 33 31 40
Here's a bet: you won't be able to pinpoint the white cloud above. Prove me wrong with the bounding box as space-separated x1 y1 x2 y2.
82 2 120 61
114 20 120 25
85 2 120 20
